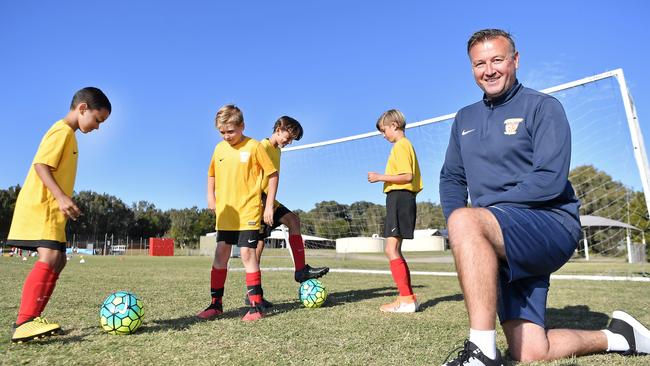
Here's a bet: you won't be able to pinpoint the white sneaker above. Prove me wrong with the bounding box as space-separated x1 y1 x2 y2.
379 295 419 313
607 310 650 355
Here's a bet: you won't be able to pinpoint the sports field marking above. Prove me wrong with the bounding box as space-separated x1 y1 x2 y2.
243 267 650 282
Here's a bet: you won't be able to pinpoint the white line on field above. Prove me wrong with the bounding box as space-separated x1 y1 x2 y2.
235 267 650 283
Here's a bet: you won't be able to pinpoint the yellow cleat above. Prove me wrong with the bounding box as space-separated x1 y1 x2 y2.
11 317 61 343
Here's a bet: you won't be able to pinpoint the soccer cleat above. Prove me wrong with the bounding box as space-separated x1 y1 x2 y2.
294 264 330 283
11 317 61 343
380 295 420 313
442 340 504 366
197 303 223 320
244 296 273 309
607 310 650 355
242 304 264 322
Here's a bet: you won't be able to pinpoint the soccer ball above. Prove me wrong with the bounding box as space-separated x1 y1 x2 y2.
298 279 327 308
99 291 144 335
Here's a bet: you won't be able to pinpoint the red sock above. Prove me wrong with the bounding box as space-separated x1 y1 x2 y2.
210 267 228 305
245 271 263 305
389 258 413 296
17 261 56 324
288 234 306 271
36 269 60 315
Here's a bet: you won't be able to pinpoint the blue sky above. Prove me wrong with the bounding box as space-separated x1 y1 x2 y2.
1 1 649 210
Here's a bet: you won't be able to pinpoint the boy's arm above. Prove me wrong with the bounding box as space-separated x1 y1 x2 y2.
34 163 81 220
207 176 216 210
367 172 413 184
263 172 279 226
368 140 414 184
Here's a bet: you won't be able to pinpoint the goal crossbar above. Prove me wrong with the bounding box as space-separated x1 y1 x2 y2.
283 68 650 217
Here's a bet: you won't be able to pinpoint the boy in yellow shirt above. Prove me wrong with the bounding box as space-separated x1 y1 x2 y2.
249 116 329 307
8 87 111 342
368 109 423 313
199 104 279 322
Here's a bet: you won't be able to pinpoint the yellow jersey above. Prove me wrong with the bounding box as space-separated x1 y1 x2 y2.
260 138 281 193
383 137 423 193
259 138 282 208
8 120 78 242
208 137 277 231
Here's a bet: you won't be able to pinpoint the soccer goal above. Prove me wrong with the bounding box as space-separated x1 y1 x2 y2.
279 69 649 261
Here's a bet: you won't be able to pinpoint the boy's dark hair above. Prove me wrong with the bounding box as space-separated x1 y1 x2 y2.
273 116 303 141
467 29 516 55
70 87 111 112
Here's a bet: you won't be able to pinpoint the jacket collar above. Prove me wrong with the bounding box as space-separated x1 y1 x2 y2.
483 80 521 108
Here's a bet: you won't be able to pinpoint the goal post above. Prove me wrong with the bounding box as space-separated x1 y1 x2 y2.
278 69 648 260
539 68 650 216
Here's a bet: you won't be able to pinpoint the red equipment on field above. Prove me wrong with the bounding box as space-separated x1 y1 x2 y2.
149 238 174 256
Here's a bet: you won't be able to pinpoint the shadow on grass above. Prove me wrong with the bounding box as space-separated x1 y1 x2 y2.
255 285 430 316
139 309 244 333
419 293 464 311
15 327 96 346
325 285 428 307
500 306 609 365
546 305 610 330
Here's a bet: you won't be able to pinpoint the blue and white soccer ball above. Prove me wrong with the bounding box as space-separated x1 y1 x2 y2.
99 291 144 335
298 279 327 308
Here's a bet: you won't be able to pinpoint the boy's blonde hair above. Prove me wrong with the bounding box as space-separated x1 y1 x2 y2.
215 104 244 128
376 109 406 131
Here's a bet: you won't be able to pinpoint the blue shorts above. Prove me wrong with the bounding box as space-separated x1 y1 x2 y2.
487 206 578 327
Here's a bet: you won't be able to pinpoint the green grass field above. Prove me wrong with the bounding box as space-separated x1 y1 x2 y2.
1 250 649 365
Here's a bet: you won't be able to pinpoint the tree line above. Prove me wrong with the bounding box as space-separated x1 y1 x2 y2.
295 200 445 239
1 165 648 251
0 186 444 247
0 188 215 249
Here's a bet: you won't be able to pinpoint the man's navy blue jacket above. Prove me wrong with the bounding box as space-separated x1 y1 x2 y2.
439 81 581 240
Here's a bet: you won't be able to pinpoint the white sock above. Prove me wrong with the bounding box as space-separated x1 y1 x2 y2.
469 329 497 359
602 329 630 352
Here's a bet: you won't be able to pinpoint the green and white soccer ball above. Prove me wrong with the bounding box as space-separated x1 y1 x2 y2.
99 291 144 335
298 279 327 308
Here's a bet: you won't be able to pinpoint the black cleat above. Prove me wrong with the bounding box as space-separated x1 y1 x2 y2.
244 296 274 309
242 304 264 322
197 302 223 320
443 340 504 366
294 264 330 283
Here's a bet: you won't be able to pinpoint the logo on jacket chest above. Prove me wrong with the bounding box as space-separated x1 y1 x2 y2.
503 118 524 135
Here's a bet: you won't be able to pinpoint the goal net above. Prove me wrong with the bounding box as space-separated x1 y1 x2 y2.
277 69 649 260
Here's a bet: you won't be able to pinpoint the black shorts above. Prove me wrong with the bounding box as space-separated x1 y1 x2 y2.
259 204 292 238
6 239 66 252
217 230 260 248
383 190 416 239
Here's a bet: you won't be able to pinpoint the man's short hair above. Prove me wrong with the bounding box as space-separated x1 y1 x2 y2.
467 29 516 55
